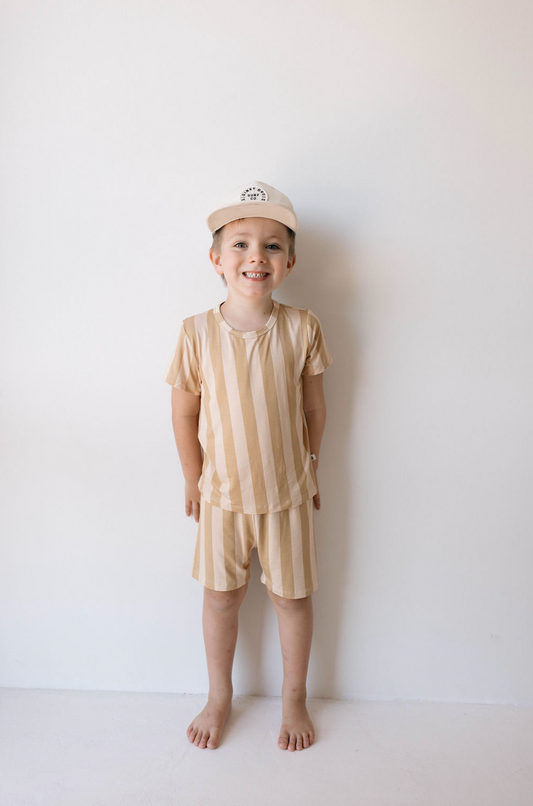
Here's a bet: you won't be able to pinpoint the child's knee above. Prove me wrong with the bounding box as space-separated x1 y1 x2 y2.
204 583 248 611
269 590 312 610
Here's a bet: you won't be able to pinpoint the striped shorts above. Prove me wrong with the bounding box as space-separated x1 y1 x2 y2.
191 494 318 599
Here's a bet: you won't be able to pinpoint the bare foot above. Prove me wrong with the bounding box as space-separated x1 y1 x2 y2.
186 692 233 749
278 697 315 751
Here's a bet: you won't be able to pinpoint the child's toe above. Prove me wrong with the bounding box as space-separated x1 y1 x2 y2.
302 733 310 748
207 730 219 749
296 734 303 750
278 729 289 749
288 733 297 751
199 732 209 748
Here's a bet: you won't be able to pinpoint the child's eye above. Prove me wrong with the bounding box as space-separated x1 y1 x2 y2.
233 242 280 250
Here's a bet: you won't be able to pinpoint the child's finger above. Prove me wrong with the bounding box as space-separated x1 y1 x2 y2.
193 501 200 522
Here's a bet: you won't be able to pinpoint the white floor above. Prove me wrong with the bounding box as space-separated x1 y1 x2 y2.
1 689 532 806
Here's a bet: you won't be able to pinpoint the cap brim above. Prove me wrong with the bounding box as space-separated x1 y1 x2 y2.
207 202 298 234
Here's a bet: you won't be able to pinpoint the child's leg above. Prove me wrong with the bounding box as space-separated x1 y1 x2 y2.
186 582 248 749
267 589 316 751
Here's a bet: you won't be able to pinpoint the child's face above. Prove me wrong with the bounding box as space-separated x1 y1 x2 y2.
210 217 296 299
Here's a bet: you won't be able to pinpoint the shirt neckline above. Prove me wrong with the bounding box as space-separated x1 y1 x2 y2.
214 299 280 339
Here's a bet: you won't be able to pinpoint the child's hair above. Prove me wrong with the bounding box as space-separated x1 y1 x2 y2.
211 219 296 287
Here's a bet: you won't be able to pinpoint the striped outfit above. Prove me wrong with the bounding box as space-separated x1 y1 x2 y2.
164 299 333 597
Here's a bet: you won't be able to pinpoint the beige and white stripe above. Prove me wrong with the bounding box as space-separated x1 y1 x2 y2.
163 299 333 515
192 494 318 598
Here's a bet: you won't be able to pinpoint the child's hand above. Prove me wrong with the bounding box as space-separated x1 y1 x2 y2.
184 481 202 523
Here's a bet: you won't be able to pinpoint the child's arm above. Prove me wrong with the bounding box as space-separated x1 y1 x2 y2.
171 387 203 523
302 373 327 481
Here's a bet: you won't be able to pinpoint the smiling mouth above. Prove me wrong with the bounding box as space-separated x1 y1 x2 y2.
243 271 270 279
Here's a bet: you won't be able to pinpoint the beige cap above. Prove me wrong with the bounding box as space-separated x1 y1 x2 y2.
206 181 298 235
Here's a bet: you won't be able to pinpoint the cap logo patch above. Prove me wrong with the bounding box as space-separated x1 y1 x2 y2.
240 186 268 203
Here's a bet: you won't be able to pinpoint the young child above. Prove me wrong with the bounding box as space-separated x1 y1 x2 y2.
163 181 333 752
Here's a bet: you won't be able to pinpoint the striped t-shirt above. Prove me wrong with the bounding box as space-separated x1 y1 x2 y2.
163 298 333 514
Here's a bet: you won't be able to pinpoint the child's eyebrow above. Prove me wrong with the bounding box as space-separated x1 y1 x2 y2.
231 232 283 239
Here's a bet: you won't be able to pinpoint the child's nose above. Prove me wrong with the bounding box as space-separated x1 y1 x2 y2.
248 248 267 264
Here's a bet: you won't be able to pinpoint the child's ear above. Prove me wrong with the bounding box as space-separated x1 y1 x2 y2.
209 248 222 271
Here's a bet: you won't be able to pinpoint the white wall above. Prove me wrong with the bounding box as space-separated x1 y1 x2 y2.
1 0 532 704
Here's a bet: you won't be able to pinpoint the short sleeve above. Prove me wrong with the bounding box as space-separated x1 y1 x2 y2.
163 321 202 395
302 309 334 376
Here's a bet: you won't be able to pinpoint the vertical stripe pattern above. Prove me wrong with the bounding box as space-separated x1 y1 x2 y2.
192 495 318 599
164 300 333 515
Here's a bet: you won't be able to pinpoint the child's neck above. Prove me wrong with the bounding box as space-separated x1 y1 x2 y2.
220 294 274 332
